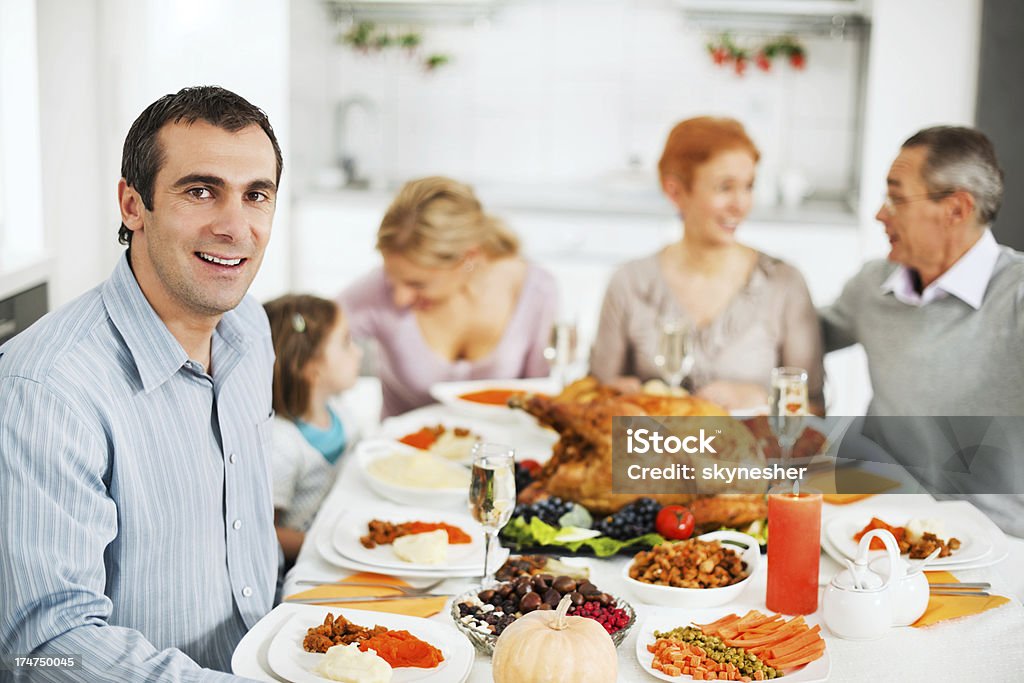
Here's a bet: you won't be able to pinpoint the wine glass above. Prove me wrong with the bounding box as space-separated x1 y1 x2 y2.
769 366 809 468
543 320 578 390
468 442 516 584
653 316 695 391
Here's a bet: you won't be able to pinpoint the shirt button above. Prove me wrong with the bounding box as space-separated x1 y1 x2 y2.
232 519 242 530
229 453 237 464
242 586 253 598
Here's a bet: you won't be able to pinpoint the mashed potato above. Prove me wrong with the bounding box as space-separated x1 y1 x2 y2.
905 518 945 543
392 529 449 565
428 430 479 462
366 452 470 489
314 643 392 683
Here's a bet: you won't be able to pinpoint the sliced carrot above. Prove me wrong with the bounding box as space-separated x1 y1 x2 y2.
764 626 822 659
768 642 826 670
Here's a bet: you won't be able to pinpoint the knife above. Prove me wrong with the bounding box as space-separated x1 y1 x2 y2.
283 594 451 605
928 590 991 597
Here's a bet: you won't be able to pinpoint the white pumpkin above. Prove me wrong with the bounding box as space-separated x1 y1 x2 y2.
492 594 618 683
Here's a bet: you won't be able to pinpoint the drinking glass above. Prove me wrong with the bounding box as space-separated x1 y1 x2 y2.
468 442 516 584
543 320 578 390
653 316 695 390
769 366 809 466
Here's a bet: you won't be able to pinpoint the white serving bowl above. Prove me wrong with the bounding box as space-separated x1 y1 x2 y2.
621 530 761 608
355 438 470 509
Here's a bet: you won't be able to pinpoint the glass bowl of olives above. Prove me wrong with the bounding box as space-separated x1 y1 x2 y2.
450 573 636 655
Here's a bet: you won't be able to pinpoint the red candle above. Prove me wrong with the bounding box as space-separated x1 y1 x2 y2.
766 486 822 615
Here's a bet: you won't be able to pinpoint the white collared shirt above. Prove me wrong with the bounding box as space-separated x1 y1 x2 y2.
880 229 1000 309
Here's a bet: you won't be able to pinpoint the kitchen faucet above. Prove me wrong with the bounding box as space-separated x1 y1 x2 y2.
333 95 378 188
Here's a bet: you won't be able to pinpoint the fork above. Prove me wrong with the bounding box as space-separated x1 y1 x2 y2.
291 578 445 595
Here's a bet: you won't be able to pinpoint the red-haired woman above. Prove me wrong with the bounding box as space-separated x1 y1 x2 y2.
590 117 824 413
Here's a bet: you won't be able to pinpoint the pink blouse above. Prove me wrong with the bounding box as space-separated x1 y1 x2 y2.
338 264 557 417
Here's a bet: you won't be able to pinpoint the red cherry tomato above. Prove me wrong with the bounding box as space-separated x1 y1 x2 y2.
655 505 696 540
519 459 542 476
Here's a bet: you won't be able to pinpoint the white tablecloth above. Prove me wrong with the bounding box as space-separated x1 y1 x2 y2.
272 404 1024 683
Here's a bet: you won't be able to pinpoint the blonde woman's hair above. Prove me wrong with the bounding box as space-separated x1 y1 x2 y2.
376 176 519 268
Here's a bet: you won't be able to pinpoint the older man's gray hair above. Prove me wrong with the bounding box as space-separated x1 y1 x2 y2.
903 126 1004 226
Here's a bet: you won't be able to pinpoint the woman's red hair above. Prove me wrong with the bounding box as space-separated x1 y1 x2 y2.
658 117 760 188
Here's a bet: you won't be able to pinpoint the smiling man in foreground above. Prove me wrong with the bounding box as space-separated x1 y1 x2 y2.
0 86 282 681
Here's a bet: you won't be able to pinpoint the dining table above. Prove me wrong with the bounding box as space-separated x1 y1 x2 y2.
238 399 1024 683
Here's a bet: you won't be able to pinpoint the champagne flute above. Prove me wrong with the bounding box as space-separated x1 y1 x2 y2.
769 367 809 484
543 320 578 390
653 316 695 391
468 442 516 584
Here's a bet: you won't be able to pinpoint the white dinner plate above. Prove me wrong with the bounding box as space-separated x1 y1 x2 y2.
378 405 558 465
824 507 993 566
428 378 558 423
264 605 473 683
315 509 507 579
331 505 487 572
819 503 1010 573
636 608 831 683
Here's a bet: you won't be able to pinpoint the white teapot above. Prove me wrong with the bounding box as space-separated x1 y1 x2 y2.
869 546 930 627
823 528 914 639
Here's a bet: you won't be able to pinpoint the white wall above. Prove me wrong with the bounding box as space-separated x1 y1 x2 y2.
291 0 865 203
35 0 292 307
857 0 982 256
0 0 45 269
36 0 109 305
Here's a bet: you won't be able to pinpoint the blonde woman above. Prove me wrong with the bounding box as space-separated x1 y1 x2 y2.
590 117 824 413
338 176 557 417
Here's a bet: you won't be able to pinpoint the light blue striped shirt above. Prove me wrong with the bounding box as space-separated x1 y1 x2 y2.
0 254 277 681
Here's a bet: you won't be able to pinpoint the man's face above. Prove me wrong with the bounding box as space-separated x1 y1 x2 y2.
121 120 278 322
876 146 948 273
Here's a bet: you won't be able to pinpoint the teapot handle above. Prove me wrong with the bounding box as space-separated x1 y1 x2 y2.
856 529 902 589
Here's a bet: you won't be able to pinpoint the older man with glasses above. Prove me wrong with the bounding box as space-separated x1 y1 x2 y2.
820 125 1024 536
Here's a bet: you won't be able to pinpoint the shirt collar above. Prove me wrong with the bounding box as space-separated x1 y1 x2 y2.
880 229 1000 309
102 252 252 392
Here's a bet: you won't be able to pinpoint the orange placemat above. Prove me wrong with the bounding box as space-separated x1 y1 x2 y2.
806 469 901 504
912 571 1010 627
284 572 449 618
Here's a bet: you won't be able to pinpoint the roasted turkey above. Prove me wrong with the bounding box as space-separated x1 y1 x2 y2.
513 377 770 526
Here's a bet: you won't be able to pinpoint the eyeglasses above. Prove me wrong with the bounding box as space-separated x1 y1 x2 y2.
881 191 954 214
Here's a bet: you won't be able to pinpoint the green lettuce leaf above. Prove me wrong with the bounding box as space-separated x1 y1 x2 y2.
501 516 665 557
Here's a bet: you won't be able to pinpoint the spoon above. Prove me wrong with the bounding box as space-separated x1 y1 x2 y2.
911 547 942 572
844 559 863 589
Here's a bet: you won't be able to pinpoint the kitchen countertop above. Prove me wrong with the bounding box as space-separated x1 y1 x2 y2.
0 253 51 300
300 184 859 226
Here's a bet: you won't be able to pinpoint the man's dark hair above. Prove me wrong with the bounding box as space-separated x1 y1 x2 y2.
118 85 284 246
902 126 1004 225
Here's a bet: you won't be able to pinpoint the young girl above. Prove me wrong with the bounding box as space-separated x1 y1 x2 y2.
264 294 363 564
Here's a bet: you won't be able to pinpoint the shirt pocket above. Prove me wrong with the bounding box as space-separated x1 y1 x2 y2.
257 410 275 455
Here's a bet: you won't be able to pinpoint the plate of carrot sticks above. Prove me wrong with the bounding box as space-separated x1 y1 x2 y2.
637 606 830 682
